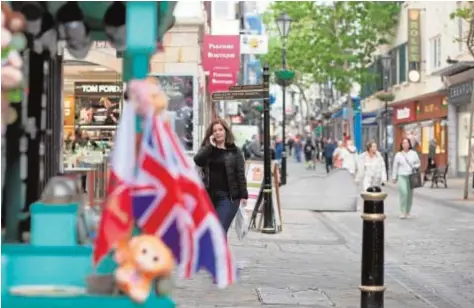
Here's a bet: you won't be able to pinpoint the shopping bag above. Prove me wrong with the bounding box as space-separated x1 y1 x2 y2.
235 206 249 241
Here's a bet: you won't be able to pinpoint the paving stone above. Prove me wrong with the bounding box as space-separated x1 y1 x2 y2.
256 286 334 307
174 162 472 308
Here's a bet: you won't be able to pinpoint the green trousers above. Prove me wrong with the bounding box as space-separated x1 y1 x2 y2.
397 175 413 214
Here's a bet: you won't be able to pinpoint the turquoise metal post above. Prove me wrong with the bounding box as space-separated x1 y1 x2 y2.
124 1 158 134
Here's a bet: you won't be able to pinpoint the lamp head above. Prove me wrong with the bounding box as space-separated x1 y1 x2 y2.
276 12 292 39
381 54 391 71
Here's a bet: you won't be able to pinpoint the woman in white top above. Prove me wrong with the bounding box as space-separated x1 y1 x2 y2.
392 137 421 219
355 140 387 191
339 139 358 175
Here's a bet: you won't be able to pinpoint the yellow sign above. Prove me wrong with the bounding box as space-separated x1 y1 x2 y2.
408 9 421 63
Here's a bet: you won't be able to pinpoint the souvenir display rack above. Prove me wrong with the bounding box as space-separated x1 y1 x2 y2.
2 2 177 308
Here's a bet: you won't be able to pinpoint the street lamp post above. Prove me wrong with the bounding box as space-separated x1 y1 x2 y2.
381 55 392 179
276 12 292 186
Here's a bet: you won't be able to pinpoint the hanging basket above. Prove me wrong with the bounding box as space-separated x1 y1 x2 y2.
375 92 395 102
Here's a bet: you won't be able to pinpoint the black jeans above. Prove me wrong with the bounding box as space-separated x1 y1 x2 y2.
211 191 240 234
325 157 333 174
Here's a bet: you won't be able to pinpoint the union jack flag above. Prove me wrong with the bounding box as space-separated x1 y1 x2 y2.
133 115 195 278
136 114 236 287
160 118 237 287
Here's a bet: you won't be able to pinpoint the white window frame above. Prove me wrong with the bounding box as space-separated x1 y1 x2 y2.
212 1 235 20
429 35 442 71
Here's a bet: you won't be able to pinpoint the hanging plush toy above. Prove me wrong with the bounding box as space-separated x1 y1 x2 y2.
114 235 175 303
1 3 27 135
127 78 169 117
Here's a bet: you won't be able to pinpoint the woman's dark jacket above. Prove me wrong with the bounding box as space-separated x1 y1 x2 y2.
193 143 248 200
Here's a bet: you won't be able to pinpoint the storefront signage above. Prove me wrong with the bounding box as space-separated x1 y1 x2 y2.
240 34 268 55
63 96 75 126
417 98 448 121
202 35 240 74
448 80 473 106
407 9 421 63
393 103 416 124
208 69 238 93
74 82 123 95
397 108 411 120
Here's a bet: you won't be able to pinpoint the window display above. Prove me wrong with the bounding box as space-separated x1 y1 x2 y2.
401 123 421 151
151 74 197 152
420 120 447 155
74 82 123 126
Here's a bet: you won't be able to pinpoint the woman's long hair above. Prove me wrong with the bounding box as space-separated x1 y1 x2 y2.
201 118 235 147
399 137 413 151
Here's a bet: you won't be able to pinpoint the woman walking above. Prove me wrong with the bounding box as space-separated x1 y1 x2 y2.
333 140 345 169
392 138 420 219
355 141 387 192
339 139 358 175
194 119 248 234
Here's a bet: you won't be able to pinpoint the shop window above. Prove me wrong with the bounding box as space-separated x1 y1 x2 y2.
420 120 447 155
402 123 422 151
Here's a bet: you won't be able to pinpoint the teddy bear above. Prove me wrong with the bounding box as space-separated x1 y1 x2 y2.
1 3 27 135
127 78 169 117
114 235 175 303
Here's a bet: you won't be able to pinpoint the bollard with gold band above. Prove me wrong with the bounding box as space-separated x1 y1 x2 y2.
360 186 387 308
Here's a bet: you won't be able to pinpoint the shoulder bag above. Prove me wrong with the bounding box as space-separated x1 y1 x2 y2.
401 153 422 189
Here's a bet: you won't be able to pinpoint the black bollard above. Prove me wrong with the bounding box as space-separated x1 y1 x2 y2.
360 186 387 308
261 64 275 234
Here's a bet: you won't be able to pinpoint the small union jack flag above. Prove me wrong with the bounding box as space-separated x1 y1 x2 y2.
135 114 236 287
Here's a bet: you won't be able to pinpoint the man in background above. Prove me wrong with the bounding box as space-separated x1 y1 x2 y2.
323 138 337 174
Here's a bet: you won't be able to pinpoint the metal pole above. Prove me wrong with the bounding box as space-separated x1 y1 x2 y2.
463 79 474 199
383 75 389 180
261 64 275 234
280 40 288 186
360 186 387 308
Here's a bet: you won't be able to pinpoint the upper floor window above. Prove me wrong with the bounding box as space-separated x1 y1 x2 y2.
212 1 233 19
429 35 442 70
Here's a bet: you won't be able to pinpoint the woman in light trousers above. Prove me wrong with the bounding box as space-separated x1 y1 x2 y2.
392 138 421 219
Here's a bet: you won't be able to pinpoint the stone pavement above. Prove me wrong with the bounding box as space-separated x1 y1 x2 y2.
172 161 474 308
386 177 474 212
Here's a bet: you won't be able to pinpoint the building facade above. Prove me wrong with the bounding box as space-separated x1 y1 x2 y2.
361 1 473 176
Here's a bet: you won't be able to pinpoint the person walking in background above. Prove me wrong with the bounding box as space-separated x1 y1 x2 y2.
303 138 316 169
323 138 336 173
392 137 421 219
275 137 284 165
333 140 345 169
287 136 295 156
248 134 263 161
355 140 387 192
294 136 303 163
339 139 358 175
193 119 248 235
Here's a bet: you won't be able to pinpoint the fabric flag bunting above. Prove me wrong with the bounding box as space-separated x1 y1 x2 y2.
93 102 136 265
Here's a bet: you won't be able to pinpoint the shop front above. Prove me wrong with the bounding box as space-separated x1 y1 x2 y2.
392 96 448 171
447 79 474 176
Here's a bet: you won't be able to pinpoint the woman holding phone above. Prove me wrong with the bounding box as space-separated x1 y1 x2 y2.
194 118 248 235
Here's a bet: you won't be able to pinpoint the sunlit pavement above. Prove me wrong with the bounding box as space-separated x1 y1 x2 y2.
173 160 474 308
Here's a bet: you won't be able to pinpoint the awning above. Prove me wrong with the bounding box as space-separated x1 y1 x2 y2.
432 61 474 77
362 112 378 125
